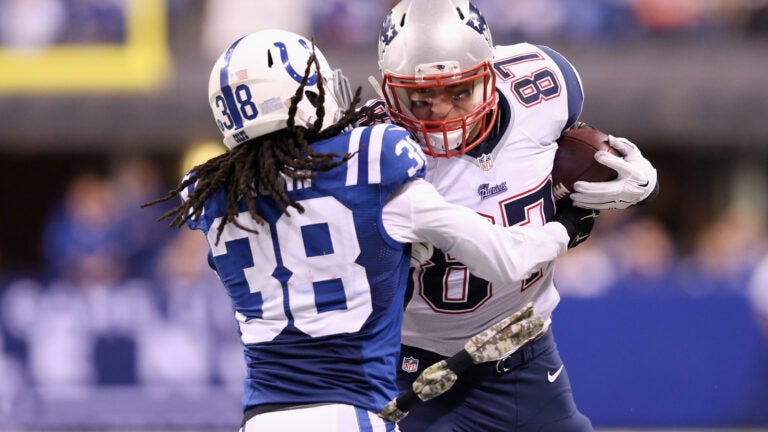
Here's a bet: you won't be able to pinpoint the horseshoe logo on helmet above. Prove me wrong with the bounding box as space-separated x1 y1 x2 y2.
273 39 318 86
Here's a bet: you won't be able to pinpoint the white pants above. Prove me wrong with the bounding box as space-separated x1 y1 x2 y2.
241 403 399 432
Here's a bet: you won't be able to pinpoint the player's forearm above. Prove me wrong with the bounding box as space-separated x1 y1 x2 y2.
437 219 568 284
383 179 568 284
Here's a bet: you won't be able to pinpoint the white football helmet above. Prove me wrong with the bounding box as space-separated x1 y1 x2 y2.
378 0 498 157
208 29 351 150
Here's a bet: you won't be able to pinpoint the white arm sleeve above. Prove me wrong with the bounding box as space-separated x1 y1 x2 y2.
382 178 569 285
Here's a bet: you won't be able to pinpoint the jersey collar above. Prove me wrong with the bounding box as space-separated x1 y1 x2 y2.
467 89 511 159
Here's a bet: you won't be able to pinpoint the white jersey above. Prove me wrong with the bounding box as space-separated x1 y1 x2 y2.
400 43 584 357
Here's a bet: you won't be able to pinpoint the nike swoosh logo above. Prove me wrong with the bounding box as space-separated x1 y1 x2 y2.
573 233 590 243
547 365 564 383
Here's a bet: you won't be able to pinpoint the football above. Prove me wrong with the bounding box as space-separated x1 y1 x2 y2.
552 126 620 202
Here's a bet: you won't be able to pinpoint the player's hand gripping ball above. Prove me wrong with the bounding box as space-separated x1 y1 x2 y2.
552 124 620 202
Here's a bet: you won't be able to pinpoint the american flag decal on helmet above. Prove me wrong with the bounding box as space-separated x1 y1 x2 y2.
234 69 249 81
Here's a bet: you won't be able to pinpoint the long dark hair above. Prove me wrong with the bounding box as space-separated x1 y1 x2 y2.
143 44 379 244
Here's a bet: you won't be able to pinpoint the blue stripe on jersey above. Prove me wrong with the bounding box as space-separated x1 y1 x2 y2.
537 45 584 130
219 37 246 130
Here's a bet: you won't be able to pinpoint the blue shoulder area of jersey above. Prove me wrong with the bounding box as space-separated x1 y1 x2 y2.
182 124 426 232
536 45 584 130
176 171 207 232
312 123 426 191
375 124 427 185
179 170 247 235
183 180 223 233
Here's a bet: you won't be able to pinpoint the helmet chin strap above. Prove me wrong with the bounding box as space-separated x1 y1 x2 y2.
368 75 385 99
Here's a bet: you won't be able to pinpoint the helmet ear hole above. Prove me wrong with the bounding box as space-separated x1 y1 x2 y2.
267 50 274 68
305 90 319 107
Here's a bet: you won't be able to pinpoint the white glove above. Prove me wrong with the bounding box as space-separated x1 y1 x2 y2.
410 242 434 267
570 135 657 210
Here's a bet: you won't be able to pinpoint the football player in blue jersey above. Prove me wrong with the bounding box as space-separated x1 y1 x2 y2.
372 1 660 431
143 29 597 432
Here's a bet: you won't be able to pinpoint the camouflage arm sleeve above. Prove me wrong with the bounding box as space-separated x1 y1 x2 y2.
378 303 545 423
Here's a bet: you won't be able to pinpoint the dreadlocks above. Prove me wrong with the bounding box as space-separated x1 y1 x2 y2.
143 44 380 245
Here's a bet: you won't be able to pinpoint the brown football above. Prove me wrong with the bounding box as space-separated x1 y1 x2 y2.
552 126 620 202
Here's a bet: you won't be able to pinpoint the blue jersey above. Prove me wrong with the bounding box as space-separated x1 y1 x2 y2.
184 124 427 413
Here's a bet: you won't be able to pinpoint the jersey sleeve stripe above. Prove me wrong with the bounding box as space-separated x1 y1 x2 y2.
537 45 584 130
367 124 388 184
345 127 364 186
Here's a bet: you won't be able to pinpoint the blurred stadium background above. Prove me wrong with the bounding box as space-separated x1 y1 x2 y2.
1 0 767 431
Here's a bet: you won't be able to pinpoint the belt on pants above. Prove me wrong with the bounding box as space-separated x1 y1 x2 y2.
473 327 551 376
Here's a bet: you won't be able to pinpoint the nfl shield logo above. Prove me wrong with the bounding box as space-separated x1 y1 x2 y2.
478 153 493 171
401 356 419 373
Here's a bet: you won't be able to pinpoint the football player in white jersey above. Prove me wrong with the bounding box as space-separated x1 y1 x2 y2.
143 29 599 432
375 1 658 431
